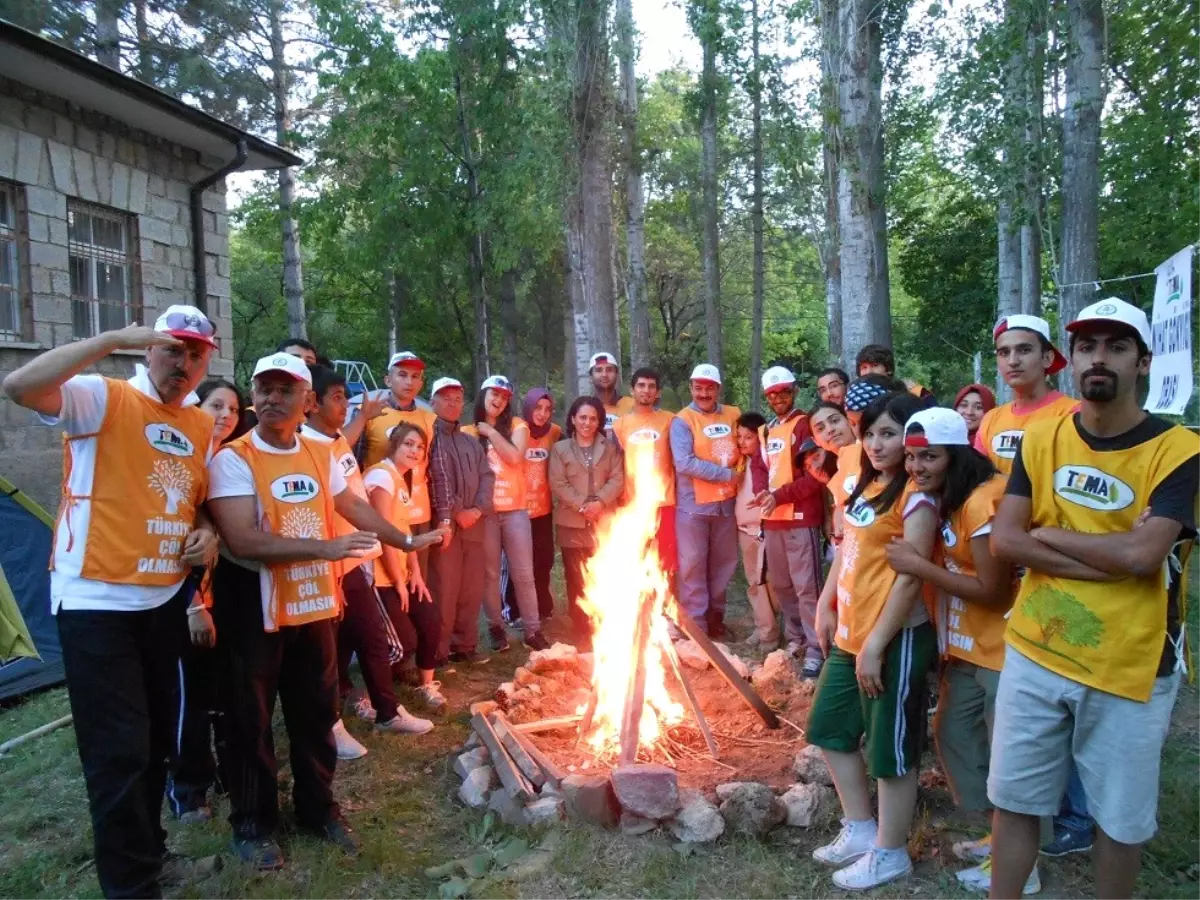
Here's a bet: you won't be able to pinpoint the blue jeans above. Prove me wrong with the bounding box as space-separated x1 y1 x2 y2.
1055 762 1095 837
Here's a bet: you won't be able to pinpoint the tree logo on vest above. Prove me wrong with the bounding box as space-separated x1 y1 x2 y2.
627 428 661 445
991 430 1023 460
147 459 193 514
940 520 957 548
144 423 194 457
525 447 550 461
844 499 875 528
281 507 324 539
486 445 502 474
271 474 320 504
1053 465 1135 511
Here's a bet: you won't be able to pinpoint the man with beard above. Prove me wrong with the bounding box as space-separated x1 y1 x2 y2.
975 315 1078 474
589 352 634 431
988 299 1198 900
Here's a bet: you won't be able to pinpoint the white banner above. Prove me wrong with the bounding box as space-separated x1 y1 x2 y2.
1144 245 1194 416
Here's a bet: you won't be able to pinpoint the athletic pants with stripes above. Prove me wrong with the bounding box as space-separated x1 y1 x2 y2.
167 637 230 816
336 566 400 722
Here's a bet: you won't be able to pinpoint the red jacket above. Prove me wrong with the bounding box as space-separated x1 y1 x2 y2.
764 415 825 531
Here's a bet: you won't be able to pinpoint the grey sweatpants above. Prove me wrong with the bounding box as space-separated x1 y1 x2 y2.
763 526 824 660
675 509 739 630
483 510 540 636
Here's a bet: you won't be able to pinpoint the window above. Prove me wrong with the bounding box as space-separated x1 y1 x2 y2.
69 201 139 339
0 182 24 338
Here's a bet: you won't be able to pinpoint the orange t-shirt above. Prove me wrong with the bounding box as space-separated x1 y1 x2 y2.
613 408 677 507
975 392 1078 474
522 424 562 519
603 396 636 431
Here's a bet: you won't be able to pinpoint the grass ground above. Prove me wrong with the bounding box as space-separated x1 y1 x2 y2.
2 563 1197 899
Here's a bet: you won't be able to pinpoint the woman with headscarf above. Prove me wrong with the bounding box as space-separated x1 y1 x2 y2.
952 384 997 446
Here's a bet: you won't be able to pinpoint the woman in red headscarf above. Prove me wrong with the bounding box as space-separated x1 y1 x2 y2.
953 384 996 446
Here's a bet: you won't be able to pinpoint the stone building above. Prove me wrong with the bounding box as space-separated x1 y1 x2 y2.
0 22 300 509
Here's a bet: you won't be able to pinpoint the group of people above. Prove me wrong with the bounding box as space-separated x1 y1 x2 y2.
2 293 1194 899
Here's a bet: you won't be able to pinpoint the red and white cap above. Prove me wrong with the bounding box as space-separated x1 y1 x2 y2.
690 363 722 385
387 351 425 370
480 374 514 395
153 304 216 348
904 406 969 447
993 314 1067 375
430 376 463 397
252 352 312 385
1066 297 1152 346
761 365 795 394
589 352 618 370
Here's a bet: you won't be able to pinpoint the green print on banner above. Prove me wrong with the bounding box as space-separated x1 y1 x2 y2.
1010 585 1105 673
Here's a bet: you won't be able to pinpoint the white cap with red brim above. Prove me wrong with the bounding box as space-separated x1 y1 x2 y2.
589 352 618 370
904 406 969 447
1066 297 1152 346
690 363 722 385
387 351 425 370
480 374 514 395
252 352 312 385
431 377 464 397
154 304 216 348
993 314 1068 375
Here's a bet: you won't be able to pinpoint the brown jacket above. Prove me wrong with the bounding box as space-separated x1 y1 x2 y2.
549 435 624 537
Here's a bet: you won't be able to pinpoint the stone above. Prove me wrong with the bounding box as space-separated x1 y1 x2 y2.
71 147 97 201
495 682 518 706
16 132 43 184
713 642 750 678
793 744 834 786
457 765 497 808
577 652 594 673
488 788 529 827
463 731 482 749
469 700 499 718
45 140 76 194
539 782 563 800
527 642 580 675
780 782 834 828
561 774 619 827
668 789 725 843
619 811 658 835
716 782 787 836
525 797 565 825
751 649 801 691
675 639 710 670
453 746 491 780
611 763 680 820
514 665 538 686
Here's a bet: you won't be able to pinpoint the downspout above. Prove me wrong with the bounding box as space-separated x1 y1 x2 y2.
189 138 247 314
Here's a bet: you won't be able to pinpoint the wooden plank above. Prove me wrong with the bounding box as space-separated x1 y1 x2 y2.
493 710 565 788
490 713 546 789
513 714 583 734
470 712 536 801
617 592 656 765
574 689 599 747
668 611 781 729
661 640 720 759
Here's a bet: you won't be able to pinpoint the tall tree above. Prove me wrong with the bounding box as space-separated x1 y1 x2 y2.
93 0 122 69
269 0 307 339
615 0 651 370
747 0 765 405
835 0 891 362
691 0 724 370
1057 0 1105 391
819 0 842 366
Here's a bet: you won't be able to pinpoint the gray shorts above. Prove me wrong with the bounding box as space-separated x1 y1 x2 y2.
987 646 1180 845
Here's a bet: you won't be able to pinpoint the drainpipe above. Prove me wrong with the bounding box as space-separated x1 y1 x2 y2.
189 139 247 315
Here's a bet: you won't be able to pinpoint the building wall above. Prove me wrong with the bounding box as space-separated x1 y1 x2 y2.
0 77 234 511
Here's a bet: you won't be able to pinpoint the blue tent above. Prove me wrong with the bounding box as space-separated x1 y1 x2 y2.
0 475 61 701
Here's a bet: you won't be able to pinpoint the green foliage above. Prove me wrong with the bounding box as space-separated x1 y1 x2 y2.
1021 585 1105 649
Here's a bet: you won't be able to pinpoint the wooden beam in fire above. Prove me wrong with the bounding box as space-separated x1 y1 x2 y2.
490 713 546 789
493 710 566 788
616 587 658 765
470 712 537 802
661 638 720 759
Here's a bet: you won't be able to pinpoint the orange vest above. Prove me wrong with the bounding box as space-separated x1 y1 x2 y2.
58 378 212 585
760 413 808 522
976 393 1078 475
613 409 677 507
836 479 933 654
522 424 562 518
228 433 340 632
314 430 381 574
676 405 742 504
938 476 1009 670
463 418 529 512
361 405 436 524
363 459 413 588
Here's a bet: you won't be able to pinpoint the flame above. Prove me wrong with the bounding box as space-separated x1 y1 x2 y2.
576 440 685 756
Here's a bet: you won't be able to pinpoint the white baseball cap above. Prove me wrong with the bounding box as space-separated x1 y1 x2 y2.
1067 297 1152 347
904 406 969 447
993 314 1067 375
690 363 722 385
153 304 216 348
252 352 312 385
761 365 795 394
430 377 464 397
387 351 425 371
589 352 618 370
480 374 514 395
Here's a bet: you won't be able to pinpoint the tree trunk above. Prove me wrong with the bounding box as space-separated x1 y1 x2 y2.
389 270 407 356
1058 0 1105 393
1019 0 1045 316
996 197 1021 401
94 0 122 70
270 1 306 339
836 0 890 364
499 267 521 382
616 0 650 371
452 66 490 386
699 0 723 370
820 0 842 367
134 0 150 81
748 0 765 408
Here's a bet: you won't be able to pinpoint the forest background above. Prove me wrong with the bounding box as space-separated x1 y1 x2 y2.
6 0 1196 414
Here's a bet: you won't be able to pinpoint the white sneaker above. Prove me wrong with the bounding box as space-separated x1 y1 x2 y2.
376 706 434 735
785 640 805 658
813 818 878 867
952 833 992 861
415 681 447 713
351 695 376 723
831 847 913 891
956 857 1041 895
332 719 368 760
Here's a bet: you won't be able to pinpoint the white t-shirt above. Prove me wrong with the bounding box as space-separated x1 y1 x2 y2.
41 367 208 613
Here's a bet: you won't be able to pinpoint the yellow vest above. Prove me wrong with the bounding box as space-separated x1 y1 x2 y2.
759 413 808 522
1005 416 1199 700
976 393 1078 474
676 405 742 504
613 409 677 507
361 406 436 525
939 476 1009 671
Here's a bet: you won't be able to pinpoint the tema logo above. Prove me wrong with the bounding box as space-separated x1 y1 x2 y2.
940 521 958 548
703 424 732 439
765 438 786 455
991 429 1023 459
144 423 194 457
845 499 875 528
1053 465 1134 511
525 448 549 461
627 428 661 445
271 474 320 504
